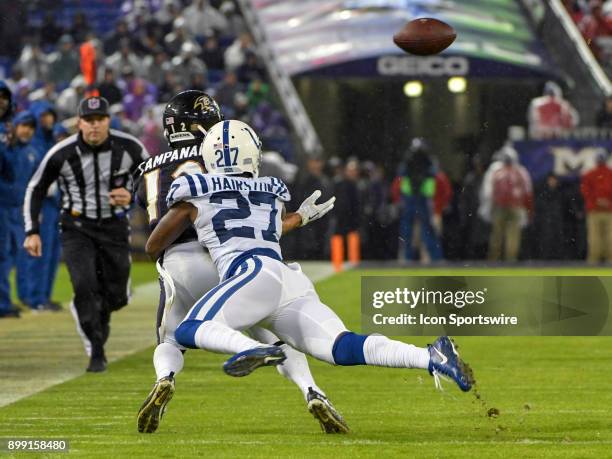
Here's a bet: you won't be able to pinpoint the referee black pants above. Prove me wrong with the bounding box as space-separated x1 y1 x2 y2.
61 214 131 358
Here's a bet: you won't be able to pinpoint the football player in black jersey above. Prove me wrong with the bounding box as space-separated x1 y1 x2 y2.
136 91 348 434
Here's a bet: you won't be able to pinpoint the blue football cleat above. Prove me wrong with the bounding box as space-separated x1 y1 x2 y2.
223 346 287 377
428 336 475 392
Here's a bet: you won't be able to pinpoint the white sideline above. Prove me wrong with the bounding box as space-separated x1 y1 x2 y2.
0 262 336 408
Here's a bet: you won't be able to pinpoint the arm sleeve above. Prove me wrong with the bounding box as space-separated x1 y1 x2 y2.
166 175 198 207
134 173 146 210
24 150 63 235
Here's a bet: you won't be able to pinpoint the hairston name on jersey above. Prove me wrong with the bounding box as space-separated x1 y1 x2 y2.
138 144 199 175
208 175 289 196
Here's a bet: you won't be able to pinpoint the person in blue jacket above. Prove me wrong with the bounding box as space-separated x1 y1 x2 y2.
0 81 18 318
29 101 62 310
0 111 43 315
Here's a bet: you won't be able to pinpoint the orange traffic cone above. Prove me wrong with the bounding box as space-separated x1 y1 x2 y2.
331 235 344 272
347 231 361 266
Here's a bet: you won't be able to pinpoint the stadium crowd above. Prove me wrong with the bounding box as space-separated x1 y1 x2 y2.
563 0 612 71
1 1 612 319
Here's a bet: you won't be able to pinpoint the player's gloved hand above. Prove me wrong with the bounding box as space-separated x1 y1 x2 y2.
296 190 336 227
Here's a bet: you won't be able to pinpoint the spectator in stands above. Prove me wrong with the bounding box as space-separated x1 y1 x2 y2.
144 48 171 88
28 82 57 105
362 163 395 259
562 0 585 23
164 17 195 57
232 92 251 122
56 75 87 118
291 155 333 259
579 0 612 59
123 78 156 122
189 73 208 92
37 12 64 50
527 81 579 139
458 156 488 259
236 51 266 84
596 95 612 128
109 103 140 136
0 112 41 313
533 173 565 259
48 35 80 87
29 101 62 311
97 68 124 106
139 106 164 156
156 0 181 35
220 0 247 38
433 162 453 239
158 70 183 104
105 39 143 78
69 12 91 44
246 79 270 109
135 30 160 58
0 82 18 318
251 101 288 142
224 32 255 72
333 158 362 247
396 139 442 262
172 42 207 88
103 19 132 56
481 146 533 262
14 80 32 112
201 35 225 71
15 43 49 86
30 101 57 157
124 0 152 33
214 71 242 109
580 148 612 263
53 123 69 143
183 0 228 39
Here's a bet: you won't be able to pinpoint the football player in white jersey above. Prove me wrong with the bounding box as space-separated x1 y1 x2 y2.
146 120 474 428
137 92 348 434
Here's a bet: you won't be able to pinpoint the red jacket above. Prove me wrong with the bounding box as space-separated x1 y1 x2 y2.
581 165 612 212
434 171 452 215
491 165 533 209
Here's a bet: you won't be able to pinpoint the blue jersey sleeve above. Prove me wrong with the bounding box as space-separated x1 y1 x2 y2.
269 177 291 202
166 173 209 207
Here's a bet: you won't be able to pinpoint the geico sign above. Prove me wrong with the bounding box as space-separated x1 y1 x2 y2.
377 56 469 76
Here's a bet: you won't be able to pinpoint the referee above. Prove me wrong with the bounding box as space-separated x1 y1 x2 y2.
23 96 149 372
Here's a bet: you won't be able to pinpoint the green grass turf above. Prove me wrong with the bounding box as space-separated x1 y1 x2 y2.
1 267 612 458
9 262 159 306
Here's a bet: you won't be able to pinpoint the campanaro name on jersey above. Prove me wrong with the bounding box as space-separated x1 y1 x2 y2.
167 173 291 279
138 144 200 175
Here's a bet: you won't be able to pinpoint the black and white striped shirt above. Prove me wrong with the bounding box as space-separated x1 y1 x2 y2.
24 129 149 235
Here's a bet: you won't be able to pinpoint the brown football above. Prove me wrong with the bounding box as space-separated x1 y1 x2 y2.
393 18 456 56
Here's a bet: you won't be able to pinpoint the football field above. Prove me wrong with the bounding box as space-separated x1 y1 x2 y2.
1 264 611 458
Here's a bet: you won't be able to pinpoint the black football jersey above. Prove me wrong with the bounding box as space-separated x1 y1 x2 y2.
135 144 205 244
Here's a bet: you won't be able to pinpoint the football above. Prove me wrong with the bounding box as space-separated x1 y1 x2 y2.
393 18 456 56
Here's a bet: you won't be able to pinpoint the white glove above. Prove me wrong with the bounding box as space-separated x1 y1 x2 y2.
296 190 336 227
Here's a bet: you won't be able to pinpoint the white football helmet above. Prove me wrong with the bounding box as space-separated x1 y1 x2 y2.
200 120 262 178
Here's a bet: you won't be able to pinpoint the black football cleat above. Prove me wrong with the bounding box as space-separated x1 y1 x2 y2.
307 388 350 434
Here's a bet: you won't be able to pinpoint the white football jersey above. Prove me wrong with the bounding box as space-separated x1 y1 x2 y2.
167 173 291 279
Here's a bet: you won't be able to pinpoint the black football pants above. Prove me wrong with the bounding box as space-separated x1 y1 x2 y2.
61 215 131 358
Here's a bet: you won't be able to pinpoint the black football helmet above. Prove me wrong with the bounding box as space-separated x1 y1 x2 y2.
162 90 223 146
